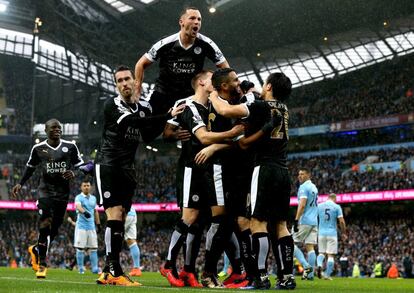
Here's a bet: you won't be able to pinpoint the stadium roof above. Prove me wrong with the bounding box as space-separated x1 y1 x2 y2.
2 1 413 62
1 0 414 93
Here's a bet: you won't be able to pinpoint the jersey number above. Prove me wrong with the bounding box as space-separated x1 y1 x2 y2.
270 110 289 140
324 208 331 221
309 192 317 207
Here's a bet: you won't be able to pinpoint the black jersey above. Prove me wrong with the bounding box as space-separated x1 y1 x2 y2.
176 98 210 168
26 139 83 199
246 99 289 168
145 32 226 98
207 97 234 165
229 92 261 172
95 96 153 168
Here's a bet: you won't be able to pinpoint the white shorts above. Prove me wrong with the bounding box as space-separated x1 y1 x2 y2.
293 224 318 245
318 235 338 254
124 215 137 240
74 228 98 249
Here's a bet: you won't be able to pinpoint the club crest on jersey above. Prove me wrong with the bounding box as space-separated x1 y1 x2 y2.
192 194 199 202
139 111 145 117
62 147 68 153
104 191 111 198
194 46 202 54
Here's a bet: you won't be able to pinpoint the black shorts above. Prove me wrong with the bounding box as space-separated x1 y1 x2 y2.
95 164 137 211
36 197 68 223
149 90 191 115
223 168 252 218
181 164 225 209
250 165 291 222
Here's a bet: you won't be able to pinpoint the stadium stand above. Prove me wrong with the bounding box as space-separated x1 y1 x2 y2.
289 54 414 128
0 212 413 279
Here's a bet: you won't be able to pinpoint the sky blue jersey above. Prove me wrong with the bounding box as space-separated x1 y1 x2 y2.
75 193 97 230
298 180 318 226
318 200 343 236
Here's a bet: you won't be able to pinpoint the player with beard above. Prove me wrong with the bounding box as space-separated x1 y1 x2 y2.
160 70 243 288
134 6 229 136
197 70 271 288
193 68 247 288
209 72 296 290
95 65 184 286
11 119 84 279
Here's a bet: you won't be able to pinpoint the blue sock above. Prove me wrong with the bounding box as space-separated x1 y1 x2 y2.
317 254 325 267
307 250 316 278
294 245 309 268
76 249 84 271
326 257 334 277
223 253 230 273
129 243 141 268
90 250 98 273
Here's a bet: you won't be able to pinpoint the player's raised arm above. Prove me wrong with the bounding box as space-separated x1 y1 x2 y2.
208 91 248 119
194 124 243 145
134 55 153 97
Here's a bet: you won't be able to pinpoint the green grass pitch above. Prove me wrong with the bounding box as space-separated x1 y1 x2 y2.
0 268 413 292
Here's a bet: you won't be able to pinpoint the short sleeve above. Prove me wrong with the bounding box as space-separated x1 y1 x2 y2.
181 104 206 134
199 34 226 65
70 144 84 167
26 146 40 168
337 205 343 218
298 186 308 199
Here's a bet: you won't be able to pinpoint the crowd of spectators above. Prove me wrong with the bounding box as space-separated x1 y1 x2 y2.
0 213 413 279
135 156 177 203
288 147 414 195
337 217 414 278
2 146 414 202
289 54 414 128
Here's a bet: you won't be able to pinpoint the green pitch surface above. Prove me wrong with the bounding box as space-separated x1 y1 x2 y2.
0 268 414 292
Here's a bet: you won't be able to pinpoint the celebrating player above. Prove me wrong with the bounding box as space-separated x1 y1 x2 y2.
11 118 84 278
94 65 184 286
208 71 296 289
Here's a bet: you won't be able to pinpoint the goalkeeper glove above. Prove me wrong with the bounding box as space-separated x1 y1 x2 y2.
79 161 94 175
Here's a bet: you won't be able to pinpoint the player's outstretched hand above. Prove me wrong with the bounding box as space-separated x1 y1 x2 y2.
170 104 186 117
11 184 22 199
175 127 191 141
195 145 216 165
83 211 91 218
62 170 75 180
